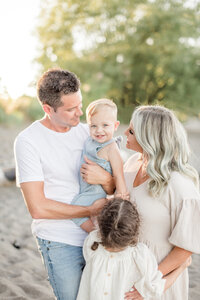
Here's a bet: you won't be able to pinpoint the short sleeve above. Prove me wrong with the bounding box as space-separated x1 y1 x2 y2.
83 230 101 262
133 244 165 299
14 136 44 186
169 198 200 254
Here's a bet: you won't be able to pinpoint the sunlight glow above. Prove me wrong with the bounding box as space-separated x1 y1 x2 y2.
0 0 40 99
0 0 197 100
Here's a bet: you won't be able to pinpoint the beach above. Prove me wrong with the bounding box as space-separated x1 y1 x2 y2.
0 122 200 300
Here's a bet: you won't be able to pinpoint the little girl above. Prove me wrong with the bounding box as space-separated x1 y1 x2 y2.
77 199 191 300
71 99 129 232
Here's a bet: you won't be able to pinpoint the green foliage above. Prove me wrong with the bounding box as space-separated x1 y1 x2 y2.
0 96 44 124
35 0 200 122
0 102 6 123
0 99 22 124
13 96 44 122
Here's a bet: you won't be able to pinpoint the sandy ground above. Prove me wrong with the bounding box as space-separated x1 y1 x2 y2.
0 121 200 300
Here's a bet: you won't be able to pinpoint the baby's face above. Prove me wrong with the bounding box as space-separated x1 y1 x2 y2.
89 109 119 143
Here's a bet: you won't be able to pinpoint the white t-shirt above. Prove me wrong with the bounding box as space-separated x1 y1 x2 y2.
77 230 165 300
14 120 89 246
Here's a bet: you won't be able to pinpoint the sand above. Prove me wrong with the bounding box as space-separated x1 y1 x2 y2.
0 122 200 300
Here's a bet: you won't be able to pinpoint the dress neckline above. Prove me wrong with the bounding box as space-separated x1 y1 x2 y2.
133 178 149 189
132 158 149 188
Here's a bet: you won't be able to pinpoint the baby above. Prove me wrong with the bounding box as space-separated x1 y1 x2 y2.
71 99 129 232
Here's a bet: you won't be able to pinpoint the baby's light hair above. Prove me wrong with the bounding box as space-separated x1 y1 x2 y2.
86 99 117 123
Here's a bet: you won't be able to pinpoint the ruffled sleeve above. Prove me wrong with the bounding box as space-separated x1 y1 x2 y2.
169 198 200 254
83 230 101 262
133 243 165 299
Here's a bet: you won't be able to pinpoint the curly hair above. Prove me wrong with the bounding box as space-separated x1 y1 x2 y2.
92 198 140 251
37 68 80 111
131 105 199 197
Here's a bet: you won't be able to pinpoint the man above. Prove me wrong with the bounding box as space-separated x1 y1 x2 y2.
14 68 114 300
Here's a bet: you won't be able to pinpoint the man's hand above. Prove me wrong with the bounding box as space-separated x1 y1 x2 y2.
89 197 108 217
80 156 115 194
124 287 143 300
80 156 108 185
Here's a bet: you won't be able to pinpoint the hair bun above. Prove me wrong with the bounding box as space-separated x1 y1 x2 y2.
91 241 99 251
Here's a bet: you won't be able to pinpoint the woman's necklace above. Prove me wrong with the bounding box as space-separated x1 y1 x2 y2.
133 163 149 187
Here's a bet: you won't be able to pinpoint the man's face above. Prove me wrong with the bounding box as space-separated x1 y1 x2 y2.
49 90 83 129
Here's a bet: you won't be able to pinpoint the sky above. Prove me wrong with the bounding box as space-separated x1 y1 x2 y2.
0 0 40 99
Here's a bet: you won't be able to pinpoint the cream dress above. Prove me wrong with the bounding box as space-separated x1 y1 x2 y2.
124 153 200 300
77 230 165 300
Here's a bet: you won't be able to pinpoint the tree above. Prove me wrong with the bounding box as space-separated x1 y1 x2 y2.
35 0 200 122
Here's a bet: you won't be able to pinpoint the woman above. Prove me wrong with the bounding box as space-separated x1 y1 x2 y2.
124 105 200 300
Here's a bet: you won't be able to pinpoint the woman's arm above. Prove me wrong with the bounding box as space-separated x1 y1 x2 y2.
124 256 192 300
158 246 192 276
163 256 192 290
125 247 192 300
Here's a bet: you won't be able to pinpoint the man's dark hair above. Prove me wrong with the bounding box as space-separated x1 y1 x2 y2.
37 68 80 111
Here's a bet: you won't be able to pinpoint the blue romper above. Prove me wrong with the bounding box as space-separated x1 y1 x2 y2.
71 136 114 226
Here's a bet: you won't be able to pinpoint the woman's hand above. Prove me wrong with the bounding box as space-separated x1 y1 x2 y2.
124 287 143 300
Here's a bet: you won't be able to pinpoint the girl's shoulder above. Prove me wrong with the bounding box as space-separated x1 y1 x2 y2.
83 230 101 261
131 243 158 270
132 242 150 255
85 229 101 245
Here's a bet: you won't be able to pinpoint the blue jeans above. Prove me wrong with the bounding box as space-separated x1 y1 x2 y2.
36 237 85 300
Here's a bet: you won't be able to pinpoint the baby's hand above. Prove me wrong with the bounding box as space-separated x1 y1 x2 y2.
115 192 130 201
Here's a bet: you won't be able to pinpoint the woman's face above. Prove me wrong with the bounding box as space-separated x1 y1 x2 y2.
124 123 143 153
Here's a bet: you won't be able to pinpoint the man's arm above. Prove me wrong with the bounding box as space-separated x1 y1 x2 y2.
80 156 115 195
20 181 107 219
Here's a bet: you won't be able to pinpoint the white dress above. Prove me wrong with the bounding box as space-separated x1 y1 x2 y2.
77 230 165 300
124 153 200 300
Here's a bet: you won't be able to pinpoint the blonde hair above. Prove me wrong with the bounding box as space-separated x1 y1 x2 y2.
86 99 117 123
131 105 199 197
